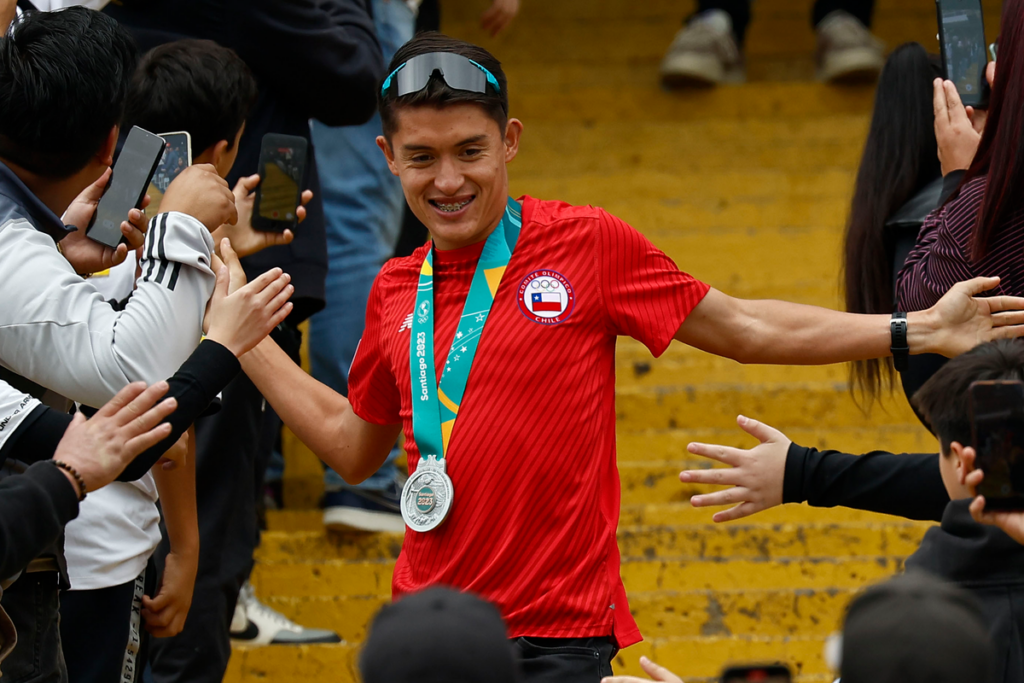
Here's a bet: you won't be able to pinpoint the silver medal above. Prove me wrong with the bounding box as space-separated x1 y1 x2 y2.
401 454 454 532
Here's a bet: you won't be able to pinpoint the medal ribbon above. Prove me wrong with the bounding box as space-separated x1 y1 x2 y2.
410 197 522 461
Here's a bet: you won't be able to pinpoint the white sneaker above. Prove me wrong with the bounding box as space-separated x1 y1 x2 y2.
229 581 341 645
816 10 884 83
660 10 744 87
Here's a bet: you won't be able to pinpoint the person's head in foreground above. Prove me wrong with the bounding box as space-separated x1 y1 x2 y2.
359 587 520 683
913 339 1024 499
0 6 136 187
375 32 521 251
840 571 992 683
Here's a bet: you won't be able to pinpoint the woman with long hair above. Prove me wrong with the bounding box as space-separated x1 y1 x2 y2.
843 42 944 406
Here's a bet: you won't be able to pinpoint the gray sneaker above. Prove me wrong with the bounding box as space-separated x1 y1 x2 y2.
660 10 744 87
816 10 885 83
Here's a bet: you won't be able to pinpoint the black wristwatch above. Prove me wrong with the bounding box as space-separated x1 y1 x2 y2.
890 312 909 372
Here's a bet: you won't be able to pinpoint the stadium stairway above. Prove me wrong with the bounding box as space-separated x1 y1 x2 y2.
225 0 1001 681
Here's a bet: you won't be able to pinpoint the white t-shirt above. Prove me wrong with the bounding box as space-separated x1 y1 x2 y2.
64 255 159 590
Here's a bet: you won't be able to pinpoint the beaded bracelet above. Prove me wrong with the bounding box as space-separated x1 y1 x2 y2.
52 460 87 501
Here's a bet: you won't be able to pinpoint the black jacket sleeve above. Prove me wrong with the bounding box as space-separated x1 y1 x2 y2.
940 169 967 204
0 462 79 581
0 341 240 480
234 0 384 126
783 443 949 522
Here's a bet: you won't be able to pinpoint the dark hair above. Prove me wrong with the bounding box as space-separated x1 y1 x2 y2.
0 7 138 178
843 43 942 404
378 32 509 139
913 339 1024 452
123 40 257 156
962 0 1024 261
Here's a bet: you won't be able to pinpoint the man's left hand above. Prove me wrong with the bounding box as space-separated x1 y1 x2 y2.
967 468 1024 546
60 167 149 275
921 276 1024 357
141 549 197 638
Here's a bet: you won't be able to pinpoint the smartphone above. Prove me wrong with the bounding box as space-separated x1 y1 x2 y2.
87 126 165 248
936 0 990 108
145 131 192 218
253 133 308 233
969 380 1024 510
721 664 792 683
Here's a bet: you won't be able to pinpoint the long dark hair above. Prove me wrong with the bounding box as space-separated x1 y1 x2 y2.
843 42 941 403
964 0 1024 260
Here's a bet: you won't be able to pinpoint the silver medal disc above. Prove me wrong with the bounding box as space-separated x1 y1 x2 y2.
401 455 454 532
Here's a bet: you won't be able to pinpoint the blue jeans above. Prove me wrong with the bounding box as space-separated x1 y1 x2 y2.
308 0 414 493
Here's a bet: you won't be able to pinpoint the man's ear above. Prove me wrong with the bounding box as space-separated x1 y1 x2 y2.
951 442 978 485
504 118 523 163
209 140 232 175
98 125 119 167
376 136 399 176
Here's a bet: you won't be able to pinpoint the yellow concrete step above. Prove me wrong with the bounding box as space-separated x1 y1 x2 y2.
615 383 921 431
254 521 927 571
250 555 906 604
267 501 924 533
245 586 862 643
224 635 839 682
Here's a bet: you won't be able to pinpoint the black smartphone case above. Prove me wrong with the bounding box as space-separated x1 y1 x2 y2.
253 133 309 233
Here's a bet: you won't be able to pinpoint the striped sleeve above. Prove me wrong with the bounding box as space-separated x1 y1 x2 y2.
348 274 402 425
896 182 983 312
596 210 710 357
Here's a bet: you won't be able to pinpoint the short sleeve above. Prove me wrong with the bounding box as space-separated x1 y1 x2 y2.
348 274 402 425
596 210 710 357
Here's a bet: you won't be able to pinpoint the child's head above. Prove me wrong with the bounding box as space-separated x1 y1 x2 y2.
914 339 1024 499
122 39 257 178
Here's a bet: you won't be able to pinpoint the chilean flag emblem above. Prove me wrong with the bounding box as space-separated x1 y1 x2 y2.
531 292 562 312
517 269 576 325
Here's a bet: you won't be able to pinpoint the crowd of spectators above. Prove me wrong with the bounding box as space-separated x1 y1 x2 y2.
1 0 1023 683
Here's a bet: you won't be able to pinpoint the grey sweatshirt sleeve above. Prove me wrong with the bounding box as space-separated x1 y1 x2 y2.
0 211 215 406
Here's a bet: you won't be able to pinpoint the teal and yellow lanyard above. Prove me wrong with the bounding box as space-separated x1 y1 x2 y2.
409 197 522 460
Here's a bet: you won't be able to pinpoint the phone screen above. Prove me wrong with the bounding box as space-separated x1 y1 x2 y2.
146 132 191 218
940 2 987 101
722 665 792 683
87 126 165 248
254 134 307 231
970 381 1024 510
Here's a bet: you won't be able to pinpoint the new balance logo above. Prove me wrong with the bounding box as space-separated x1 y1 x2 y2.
398 312 413 333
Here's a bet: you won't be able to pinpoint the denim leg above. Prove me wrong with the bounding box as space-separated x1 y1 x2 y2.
1 573 67 683
309 0 415 493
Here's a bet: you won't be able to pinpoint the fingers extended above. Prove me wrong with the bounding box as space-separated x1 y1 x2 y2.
117 381 171 428
691 487 748 508
686 441 741 466
96 381 149 418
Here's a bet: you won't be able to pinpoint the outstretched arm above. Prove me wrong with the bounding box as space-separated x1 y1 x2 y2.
240 339 400 484
683 416 949 523
676 277 1024 365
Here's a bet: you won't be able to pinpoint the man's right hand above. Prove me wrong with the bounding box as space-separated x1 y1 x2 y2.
967 469 1024 546
53 382 177 493
602 657 684 683
204 240 294 357
159 164 238 231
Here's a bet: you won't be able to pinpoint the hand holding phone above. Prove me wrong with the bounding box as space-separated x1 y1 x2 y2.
87 126 165 248
159 164 238 232
969 380 1024 510
253 133 308 233
936 0 990 108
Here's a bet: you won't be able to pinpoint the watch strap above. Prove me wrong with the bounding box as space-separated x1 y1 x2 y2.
891 312 909 372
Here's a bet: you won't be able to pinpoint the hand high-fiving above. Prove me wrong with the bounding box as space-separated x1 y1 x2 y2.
203 238 294 357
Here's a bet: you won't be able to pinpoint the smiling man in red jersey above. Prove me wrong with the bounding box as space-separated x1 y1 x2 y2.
237 32 1024 682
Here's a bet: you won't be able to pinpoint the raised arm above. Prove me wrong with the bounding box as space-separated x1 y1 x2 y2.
240 338 399 484
676 277 1024 365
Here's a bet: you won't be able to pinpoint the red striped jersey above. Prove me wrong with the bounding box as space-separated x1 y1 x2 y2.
348 197 710 646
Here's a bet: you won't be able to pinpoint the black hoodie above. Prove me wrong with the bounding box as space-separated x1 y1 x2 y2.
786 443 1024 683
